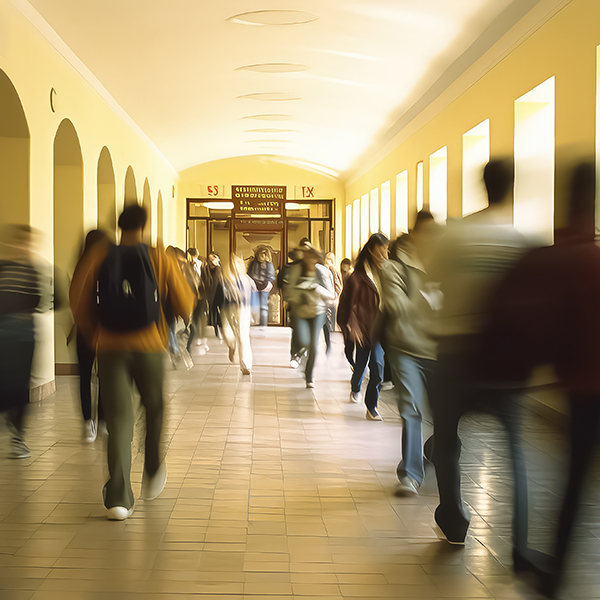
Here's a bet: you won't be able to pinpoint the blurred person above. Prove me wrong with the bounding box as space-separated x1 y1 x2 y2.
428 159 533 566
73 229 108 442
278 247 305 367
186 247 208 354
338 233 389 420
381 213 441 496
339 257 355 370
0 225 40 459
248 245 275 327
222 254 256 375
202 252 224 340
323 252 342 352
283 242 335 388
477 161 600 596
70 204 194 520
340 258 353 284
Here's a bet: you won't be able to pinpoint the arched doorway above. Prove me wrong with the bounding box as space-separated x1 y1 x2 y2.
124 166 137 207
142 178 152 244
54 119 83 369
97 146 116 240
157 191 164 246
0 69 29 224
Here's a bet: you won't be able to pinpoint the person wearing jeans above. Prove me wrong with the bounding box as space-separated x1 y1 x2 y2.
380 213 441 495
70 205 194 521
337 233 389 420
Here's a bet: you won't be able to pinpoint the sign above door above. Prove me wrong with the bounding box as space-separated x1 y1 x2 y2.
232 185 286 217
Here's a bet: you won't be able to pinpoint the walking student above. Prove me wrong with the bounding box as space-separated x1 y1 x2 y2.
70 205 194 520
338 233 389 420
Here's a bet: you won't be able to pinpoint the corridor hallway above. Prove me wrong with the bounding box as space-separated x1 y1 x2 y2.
0 328 597 599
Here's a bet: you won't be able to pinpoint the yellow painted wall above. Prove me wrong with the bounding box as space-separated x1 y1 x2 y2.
0 0 178 387
344 0 597 252
177 156 345 256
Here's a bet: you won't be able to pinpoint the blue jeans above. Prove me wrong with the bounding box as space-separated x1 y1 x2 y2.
296 312 326 383
387 350 434 485
258 291 269 326
351 342 384 412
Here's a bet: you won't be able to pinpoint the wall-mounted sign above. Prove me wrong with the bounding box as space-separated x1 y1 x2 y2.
199 184 227 198
294 185 316 199
232 185 285 216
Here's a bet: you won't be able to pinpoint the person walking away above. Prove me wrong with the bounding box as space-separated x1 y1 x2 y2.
283 243 335 388
323 252 342 354
278 248 304 367
339 258 355 370
222 254 255 375
70 204 194 520
201 252 224 340
186 248 208 354
248 246 275 327
73 230 108 442
380 213 441 496
0 225 40 459
337 233 389 420
428 159 533 565
477 161 600 596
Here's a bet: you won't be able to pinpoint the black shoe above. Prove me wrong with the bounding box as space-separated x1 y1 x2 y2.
434 506 469 545
513 547 552 577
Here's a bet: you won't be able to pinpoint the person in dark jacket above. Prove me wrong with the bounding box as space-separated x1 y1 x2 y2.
338 233 389 420
202 252 224 339
248 246 275 326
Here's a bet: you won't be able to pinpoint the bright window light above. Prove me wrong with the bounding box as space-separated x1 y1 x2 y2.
462 119 490 216
370 188 379 234
514 77 555 244
380 181 391 238
352 198 360 256
396 171 408 234
345 203 352 259
416 162 424 212
429 147 447 222
596 47 600 235
360 193 369 246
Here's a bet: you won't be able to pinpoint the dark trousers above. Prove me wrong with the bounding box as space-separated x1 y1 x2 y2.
76 332 103 422
344 339 355 370
187 299 207 350
552 397 600 575
296 312 326 383
429 352 529 551
352 342 384 412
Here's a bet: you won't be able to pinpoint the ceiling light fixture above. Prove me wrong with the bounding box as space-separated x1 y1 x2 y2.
238 92 301 101
246 139 293 143
244 129 298 134
236 63 310 74
242 114 294 121
228 10 318 26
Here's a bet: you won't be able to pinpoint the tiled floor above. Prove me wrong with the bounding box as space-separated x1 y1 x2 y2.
0 327 598 599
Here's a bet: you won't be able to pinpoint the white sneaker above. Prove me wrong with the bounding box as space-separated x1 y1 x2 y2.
381 381 395 392
83 419 97 442
10 437 30 459
141 462 167 500
306 381 314 389
366 407 383 421
198 346 207 356
107 505 135 521
350 391 362 404
395 477 419 497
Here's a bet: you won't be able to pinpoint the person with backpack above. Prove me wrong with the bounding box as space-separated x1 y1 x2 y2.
247 245 275 327
380 212 441 496
70 205 194 521
278 247 304 368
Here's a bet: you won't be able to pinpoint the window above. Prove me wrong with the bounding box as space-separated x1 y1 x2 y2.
345 203 352 259
416 161 424 212
429 146 447 222
462 119 490 216
370 188 379 234
396 171 408 234
352 198 360 256
380 180 391 238
360 193 369 246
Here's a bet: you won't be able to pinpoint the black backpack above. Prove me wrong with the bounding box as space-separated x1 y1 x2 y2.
96 244 160 332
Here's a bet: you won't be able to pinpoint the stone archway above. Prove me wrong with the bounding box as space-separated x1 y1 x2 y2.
97 146 116 240
124 166 137 207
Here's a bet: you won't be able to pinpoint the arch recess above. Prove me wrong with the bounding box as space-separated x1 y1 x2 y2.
157 191 164 246
97 147 116 239
142 178 152 243
124 166 137 206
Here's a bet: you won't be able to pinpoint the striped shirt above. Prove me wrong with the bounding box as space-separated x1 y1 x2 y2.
0 261 40 315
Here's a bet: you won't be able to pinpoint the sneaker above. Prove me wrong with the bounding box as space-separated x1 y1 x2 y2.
241 368 251 376
98 421 109 437
83 419 97 443
10 437 30 459
395 476 419 497
107 505 135 521
381 381 395 392
366 407 383 421
306 381 314 389
198 346 207 356
140 462 167 501
350 391 362 404
434 507 469 545
290 355 300 369
228 347 235 363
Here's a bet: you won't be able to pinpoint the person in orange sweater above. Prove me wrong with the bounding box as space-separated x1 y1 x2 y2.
70 205 194 520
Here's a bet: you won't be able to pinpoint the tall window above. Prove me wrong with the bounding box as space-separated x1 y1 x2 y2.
380 181 391 238
352 198 360 256
396 171 408 234
360 193 369 246
345 203 352 259
370 188 379 234
416 161 424 212
462 119 490 216
429 146 447 222
514 77 555 244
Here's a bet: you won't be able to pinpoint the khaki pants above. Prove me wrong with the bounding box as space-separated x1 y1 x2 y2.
98 351 164 510
222 304 252 372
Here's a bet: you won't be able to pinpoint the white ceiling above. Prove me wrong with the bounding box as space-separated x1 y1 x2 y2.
25 0 536 178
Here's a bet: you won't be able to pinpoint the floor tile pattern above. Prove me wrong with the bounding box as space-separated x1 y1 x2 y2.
0 328 598 599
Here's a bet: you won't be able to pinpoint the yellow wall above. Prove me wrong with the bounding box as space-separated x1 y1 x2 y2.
344 0 597 252
0 0 178 387
178 156 345 255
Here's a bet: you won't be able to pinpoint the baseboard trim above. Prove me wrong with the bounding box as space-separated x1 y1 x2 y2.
55 363 78 376
30 380 56 403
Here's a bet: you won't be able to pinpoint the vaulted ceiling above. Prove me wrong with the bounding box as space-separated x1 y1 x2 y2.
25 0 541 178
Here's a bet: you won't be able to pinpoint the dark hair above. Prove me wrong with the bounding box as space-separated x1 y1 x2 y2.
82 229 107 256
567 160 595 227
340 258 352 269
118 204 147 231
483 159 514 205
413 210 435 232
188 247 198 257
355 233 389 270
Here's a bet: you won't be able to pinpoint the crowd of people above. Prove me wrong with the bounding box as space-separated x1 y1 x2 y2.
1 158 599 597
